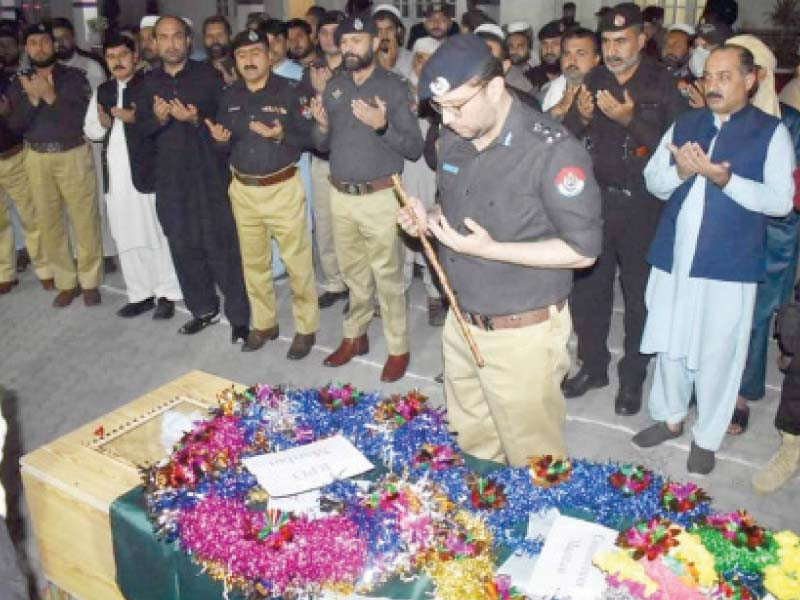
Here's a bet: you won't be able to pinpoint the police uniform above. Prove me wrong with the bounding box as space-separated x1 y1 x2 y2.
525 20 565 94
419 35 603 465
216 30 319 353
562 4 687 413
313 16 424 380
5 24 102 303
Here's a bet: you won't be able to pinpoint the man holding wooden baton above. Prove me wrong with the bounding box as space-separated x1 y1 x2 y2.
399 34 602 465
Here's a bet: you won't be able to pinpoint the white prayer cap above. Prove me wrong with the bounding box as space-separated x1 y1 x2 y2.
506 21 532 35
728 34 781 118
372 3 402 22
182 17 193 29
667 23 695 36
139 15 158 28
474 23 505 41
412 36 441 56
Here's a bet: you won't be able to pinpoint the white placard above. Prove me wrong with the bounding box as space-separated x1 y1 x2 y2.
526 515 618 600
242 435 374 497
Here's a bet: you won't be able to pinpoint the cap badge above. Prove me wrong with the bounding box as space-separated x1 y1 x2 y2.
614 14 626 27
430 76 450 96
248 30 258 42
354 18 363 31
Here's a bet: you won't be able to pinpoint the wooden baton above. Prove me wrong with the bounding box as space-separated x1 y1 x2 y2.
391 174 485 368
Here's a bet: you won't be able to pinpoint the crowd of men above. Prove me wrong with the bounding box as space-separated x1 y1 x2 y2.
2 0 800 493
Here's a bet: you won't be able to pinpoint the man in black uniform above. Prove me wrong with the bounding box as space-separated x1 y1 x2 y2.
310 15 424 382
134 15 250 342
400 34 602 465
525 20 564 94
207 29 319 359
561 3 686 415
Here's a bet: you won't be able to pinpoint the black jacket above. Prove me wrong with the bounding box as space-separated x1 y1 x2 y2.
96 73 156 194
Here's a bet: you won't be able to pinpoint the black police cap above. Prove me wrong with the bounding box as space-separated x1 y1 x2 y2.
538 19 565 41
418 33 491 101
231 28 268 52
598 3 643 33
696 21 733 47
22 22 53 44
334 15 377 44
319 10 346 29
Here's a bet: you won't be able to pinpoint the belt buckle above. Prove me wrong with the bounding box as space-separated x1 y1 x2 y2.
346 183 357 194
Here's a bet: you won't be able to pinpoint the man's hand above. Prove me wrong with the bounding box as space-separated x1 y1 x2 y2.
397 196 437 237
549 84 580 119
429 215 494 259
169 99 199 123
667 141 731 187
309 64 332 94
153 95 171 124
352 96 387 130
20 72 54 106
596 88 635 127
110 104 136 124
97 102 113 128
576 84 594 125
249 119 283 141
204 118 231 143
310 95 328 133
213 62 237 85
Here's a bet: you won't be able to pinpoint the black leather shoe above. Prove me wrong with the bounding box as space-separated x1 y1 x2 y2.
286 333 315 360
178 309 219 335
318 290 348 309
153 298 175 320
561 368 609 398
116 297 155 318
231 325 249 344
242 327 279 352
615 384 643 416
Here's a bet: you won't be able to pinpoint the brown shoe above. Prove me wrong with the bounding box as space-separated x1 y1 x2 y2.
286 333 316 360
39 278 55 291
381 353 410 382
324 335 369 367
0 279 19 294
52 287 80 307
83 288 101 306
242 327 279 352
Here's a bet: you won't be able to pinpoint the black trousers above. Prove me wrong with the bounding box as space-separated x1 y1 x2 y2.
776 352 800 435
570 187 661 388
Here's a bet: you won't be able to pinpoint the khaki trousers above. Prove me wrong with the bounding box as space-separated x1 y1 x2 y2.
310 157 345 293
229 173 319 334
330 186 408 354
25 144 101 291
0 149 51 282
442 303 572 466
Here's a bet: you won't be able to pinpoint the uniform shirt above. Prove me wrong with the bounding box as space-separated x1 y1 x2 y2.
313 65 423 183
216 75 313 175
564 57 687 190
437 98 602 315
5 62 91 145
0 71 22 152
61 51 106 92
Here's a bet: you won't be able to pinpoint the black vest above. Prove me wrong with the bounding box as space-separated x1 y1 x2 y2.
96 73 156 194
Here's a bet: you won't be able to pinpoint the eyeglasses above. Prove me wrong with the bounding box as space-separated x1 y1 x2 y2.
430 84 486 117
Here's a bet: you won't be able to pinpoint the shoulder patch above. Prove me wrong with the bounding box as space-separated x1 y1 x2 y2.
532 121 567 144
554 166 586 197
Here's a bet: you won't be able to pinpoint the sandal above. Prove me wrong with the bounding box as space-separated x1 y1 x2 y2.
727 405 750 436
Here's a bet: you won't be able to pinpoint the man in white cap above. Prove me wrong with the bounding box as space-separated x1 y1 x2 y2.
505 22 534 70
373 4 413 78
474 23 534 97
138 15 160 72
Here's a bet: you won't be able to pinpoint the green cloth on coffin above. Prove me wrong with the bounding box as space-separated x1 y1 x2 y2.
110 455 535 600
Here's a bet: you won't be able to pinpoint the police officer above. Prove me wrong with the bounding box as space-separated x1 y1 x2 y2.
207 29 319 359
5 22 102 308
310 15 424 382
525 20 565 95
561 3 687 414
400 34 602 465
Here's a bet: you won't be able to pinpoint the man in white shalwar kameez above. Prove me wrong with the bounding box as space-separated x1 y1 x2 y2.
634 45 795 474
83 35 181 318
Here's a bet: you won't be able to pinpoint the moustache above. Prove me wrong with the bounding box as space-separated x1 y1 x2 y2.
242 65 257 70
606 56 622 63
705 91 723 100
112 65 126 71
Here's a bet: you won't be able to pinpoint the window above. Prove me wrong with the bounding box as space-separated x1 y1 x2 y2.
393 0 457 20
636 0 707 25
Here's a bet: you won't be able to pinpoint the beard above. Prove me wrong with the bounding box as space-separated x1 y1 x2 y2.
662 54 687 70
564 67 584 86
343 48 373 71
54 45 75 60
605 53 640 75
31 53 57 68
287 45 312 60
509 53 529 66
206 43 228 60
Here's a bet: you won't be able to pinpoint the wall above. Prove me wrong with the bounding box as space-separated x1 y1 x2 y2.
737 1 776 30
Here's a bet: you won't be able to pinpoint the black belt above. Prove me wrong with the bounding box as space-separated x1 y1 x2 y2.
329 175 395 196
26 139 85 154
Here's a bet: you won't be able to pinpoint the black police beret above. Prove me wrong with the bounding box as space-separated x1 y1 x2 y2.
696 21 733 47
598 3 643 33
418 33 491 101
538 19 565 41
642 6 665 23
22 22 53 43
334 15 377 44
319 10 346 29
231 28 267 52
